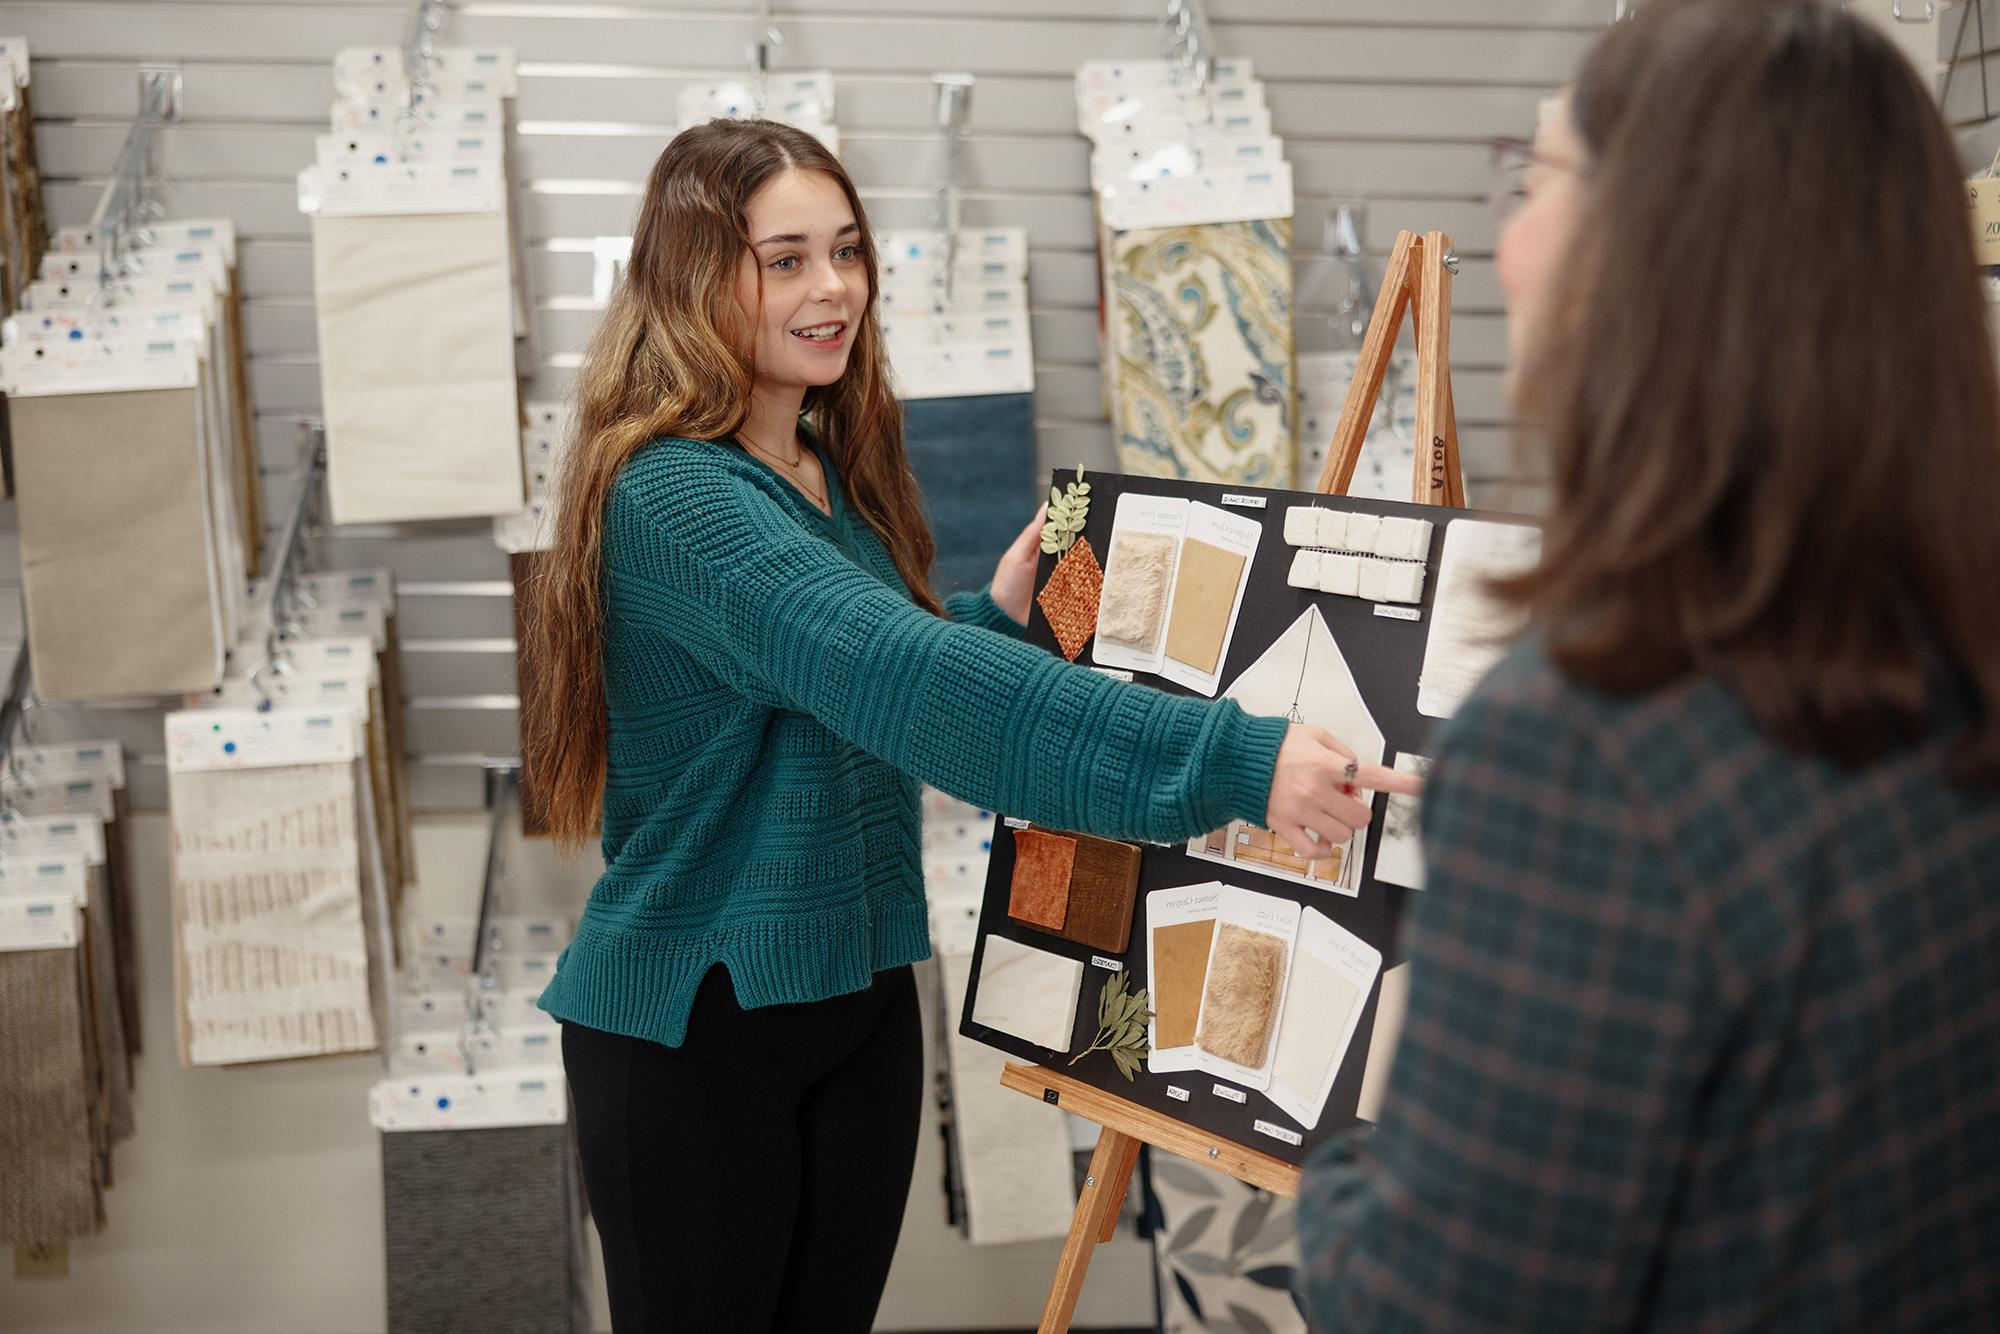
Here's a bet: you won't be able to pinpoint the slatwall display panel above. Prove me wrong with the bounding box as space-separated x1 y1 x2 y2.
11 0 1600 809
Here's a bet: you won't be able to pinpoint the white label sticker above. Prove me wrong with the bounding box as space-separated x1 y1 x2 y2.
1374 604 1423 622
1213 1084 1248 1104
1220 493 1268 510
1091 955 1124 972
1254 1119 1304 1146
1091 667 1136 682
1003 816 1031 830
1166 1085 1191 1103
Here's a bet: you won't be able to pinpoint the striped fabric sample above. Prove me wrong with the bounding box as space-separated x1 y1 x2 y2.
168 760 378 1066
0 947 100 1244
1111 219 1296 487
381 1125 590 1334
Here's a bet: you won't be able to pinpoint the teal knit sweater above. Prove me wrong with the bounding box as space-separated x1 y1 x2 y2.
537 435 1292 1047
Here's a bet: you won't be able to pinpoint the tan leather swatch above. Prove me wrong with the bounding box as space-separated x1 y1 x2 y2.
1163 538 1246 673
1151 918 1216 1050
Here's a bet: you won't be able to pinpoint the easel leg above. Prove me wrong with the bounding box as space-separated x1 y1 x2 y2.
1038 1128 1143 1334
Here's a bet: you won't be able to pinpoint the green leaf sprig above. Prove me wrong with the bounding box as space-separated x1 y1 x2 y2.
1070 967 1153 1081
1041 465 1092 555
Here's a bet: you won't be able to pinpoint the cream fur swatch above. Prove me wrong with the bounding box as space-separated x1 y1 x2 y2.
1196 923 1288 1069
1097 531 1178 650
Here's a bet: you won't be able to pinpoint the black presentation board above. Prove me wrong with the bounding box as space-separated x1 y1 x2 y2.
958 467 1519 1167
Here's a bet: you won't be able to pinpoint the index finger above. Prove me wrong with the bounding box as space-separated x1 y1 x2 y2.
1350 763 1424 797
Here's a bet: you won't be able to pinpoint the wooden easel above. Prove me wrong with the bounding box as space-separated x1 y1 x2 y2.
1006 228 1467 1334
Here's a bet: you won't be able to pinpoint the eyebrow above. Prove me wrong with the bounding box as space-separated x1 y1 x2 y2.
755 222 861 247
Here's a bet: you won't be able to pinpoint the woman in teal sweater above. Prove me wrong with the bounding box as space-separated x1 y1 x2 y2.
523 119 1415 1333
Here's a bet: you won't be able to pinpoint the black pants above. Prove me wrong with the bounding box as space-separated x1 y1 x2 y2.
563 964 924 1334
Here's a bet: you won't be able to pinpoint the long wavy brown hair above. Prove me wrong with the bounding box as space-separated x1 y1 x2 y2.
1510 0 2000 782
521 120 940 844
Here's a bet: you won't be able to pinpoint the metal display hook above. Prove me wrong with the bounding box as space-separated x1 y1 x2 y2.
460 759 522 1076
748 0 784 116
88 62 183 290
931 73 975 302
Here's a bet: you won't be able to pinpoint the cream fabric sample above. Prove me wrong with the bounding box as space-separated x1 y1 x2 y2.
312 210 524 523
1356 962 1410 1123
1097 531 1178 650
9 388 225 700
1270 950 1361 1111
169 760 378 1066
970 935 1083 1052
941 952 1077 1245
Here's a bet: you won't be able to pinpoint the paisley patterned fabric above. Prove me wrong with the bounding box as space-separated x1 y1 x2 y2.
1110 220 1297 487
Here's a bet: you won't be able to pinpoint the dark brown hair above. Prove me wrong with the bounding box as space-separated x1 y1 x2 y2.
1511 0 2000 780
522 119 940 844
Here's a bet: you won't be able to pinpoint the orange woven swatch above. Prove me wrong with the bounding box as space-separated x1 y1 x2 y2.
1036 538 1104 662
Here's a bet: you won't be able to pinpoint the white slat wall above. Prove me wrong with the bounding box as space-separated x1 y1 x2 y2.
4 0 1604 811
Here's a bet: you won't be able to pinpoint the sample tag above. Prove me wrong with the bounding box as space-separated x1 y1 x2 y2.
1373 605 1422 622
1092 667 1136 682
1253 1120 1303 1146
1091 954 1124 972
1166 1085 1191 1103
1220 493 1268 510
1212 1084 1248 1104
1003 816 1031 830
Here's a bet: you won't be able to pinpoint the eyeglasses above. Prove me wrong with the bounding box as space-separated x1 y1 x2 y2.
1489 137 1584 229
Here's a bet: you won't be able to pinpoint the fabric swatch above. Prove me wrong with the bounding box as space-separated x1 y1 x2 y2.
1163 537 1247 674
0 947 100 1245
1151 919 1216 1051
1036 538 1104 662
382 1124 590 1334
312 210 523 523
1110 219 1295 486
81 865 133 1149
1356 962 1411 1124
1097 530 1177 650
1196 924 1287 1070
1270 950 1362 1110
970 935 1083 1052
1056 833 1141 954
1007 828 1077 932
10 388 225 700
169 760 379 1066
903 393 1038 598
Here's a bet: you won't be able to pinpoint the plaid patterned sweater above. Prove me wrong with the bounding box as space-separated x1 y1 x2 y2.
1301 640 2000 1332
538 437 1289 1048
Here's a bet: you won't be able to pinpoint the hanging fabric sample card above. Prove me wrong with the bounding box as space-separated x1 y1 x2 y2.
1 350 227 700
0 892 99 1246
1265 908 1380 1131
1110 220 1296 487
371 1076 588 1334
1146 883 1224 1073
1192 889 1301 1088
879 229 1038 598
164 707 380 1066
302 158 523 523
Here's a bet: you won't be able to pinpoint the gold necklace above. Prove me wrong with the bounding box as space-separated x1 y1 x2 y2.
742 434 829 510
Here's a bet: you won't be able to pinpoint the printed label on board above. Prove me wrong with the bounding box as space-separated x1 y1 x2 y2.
1091 955 1124 972
1373 605 1422 622
1003 816 1030 830
1213 1084 1248 1104
1092 668 1136 682
1166 1086 1190 1103
1254 1120 1304 1146
1220 493 1268 510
